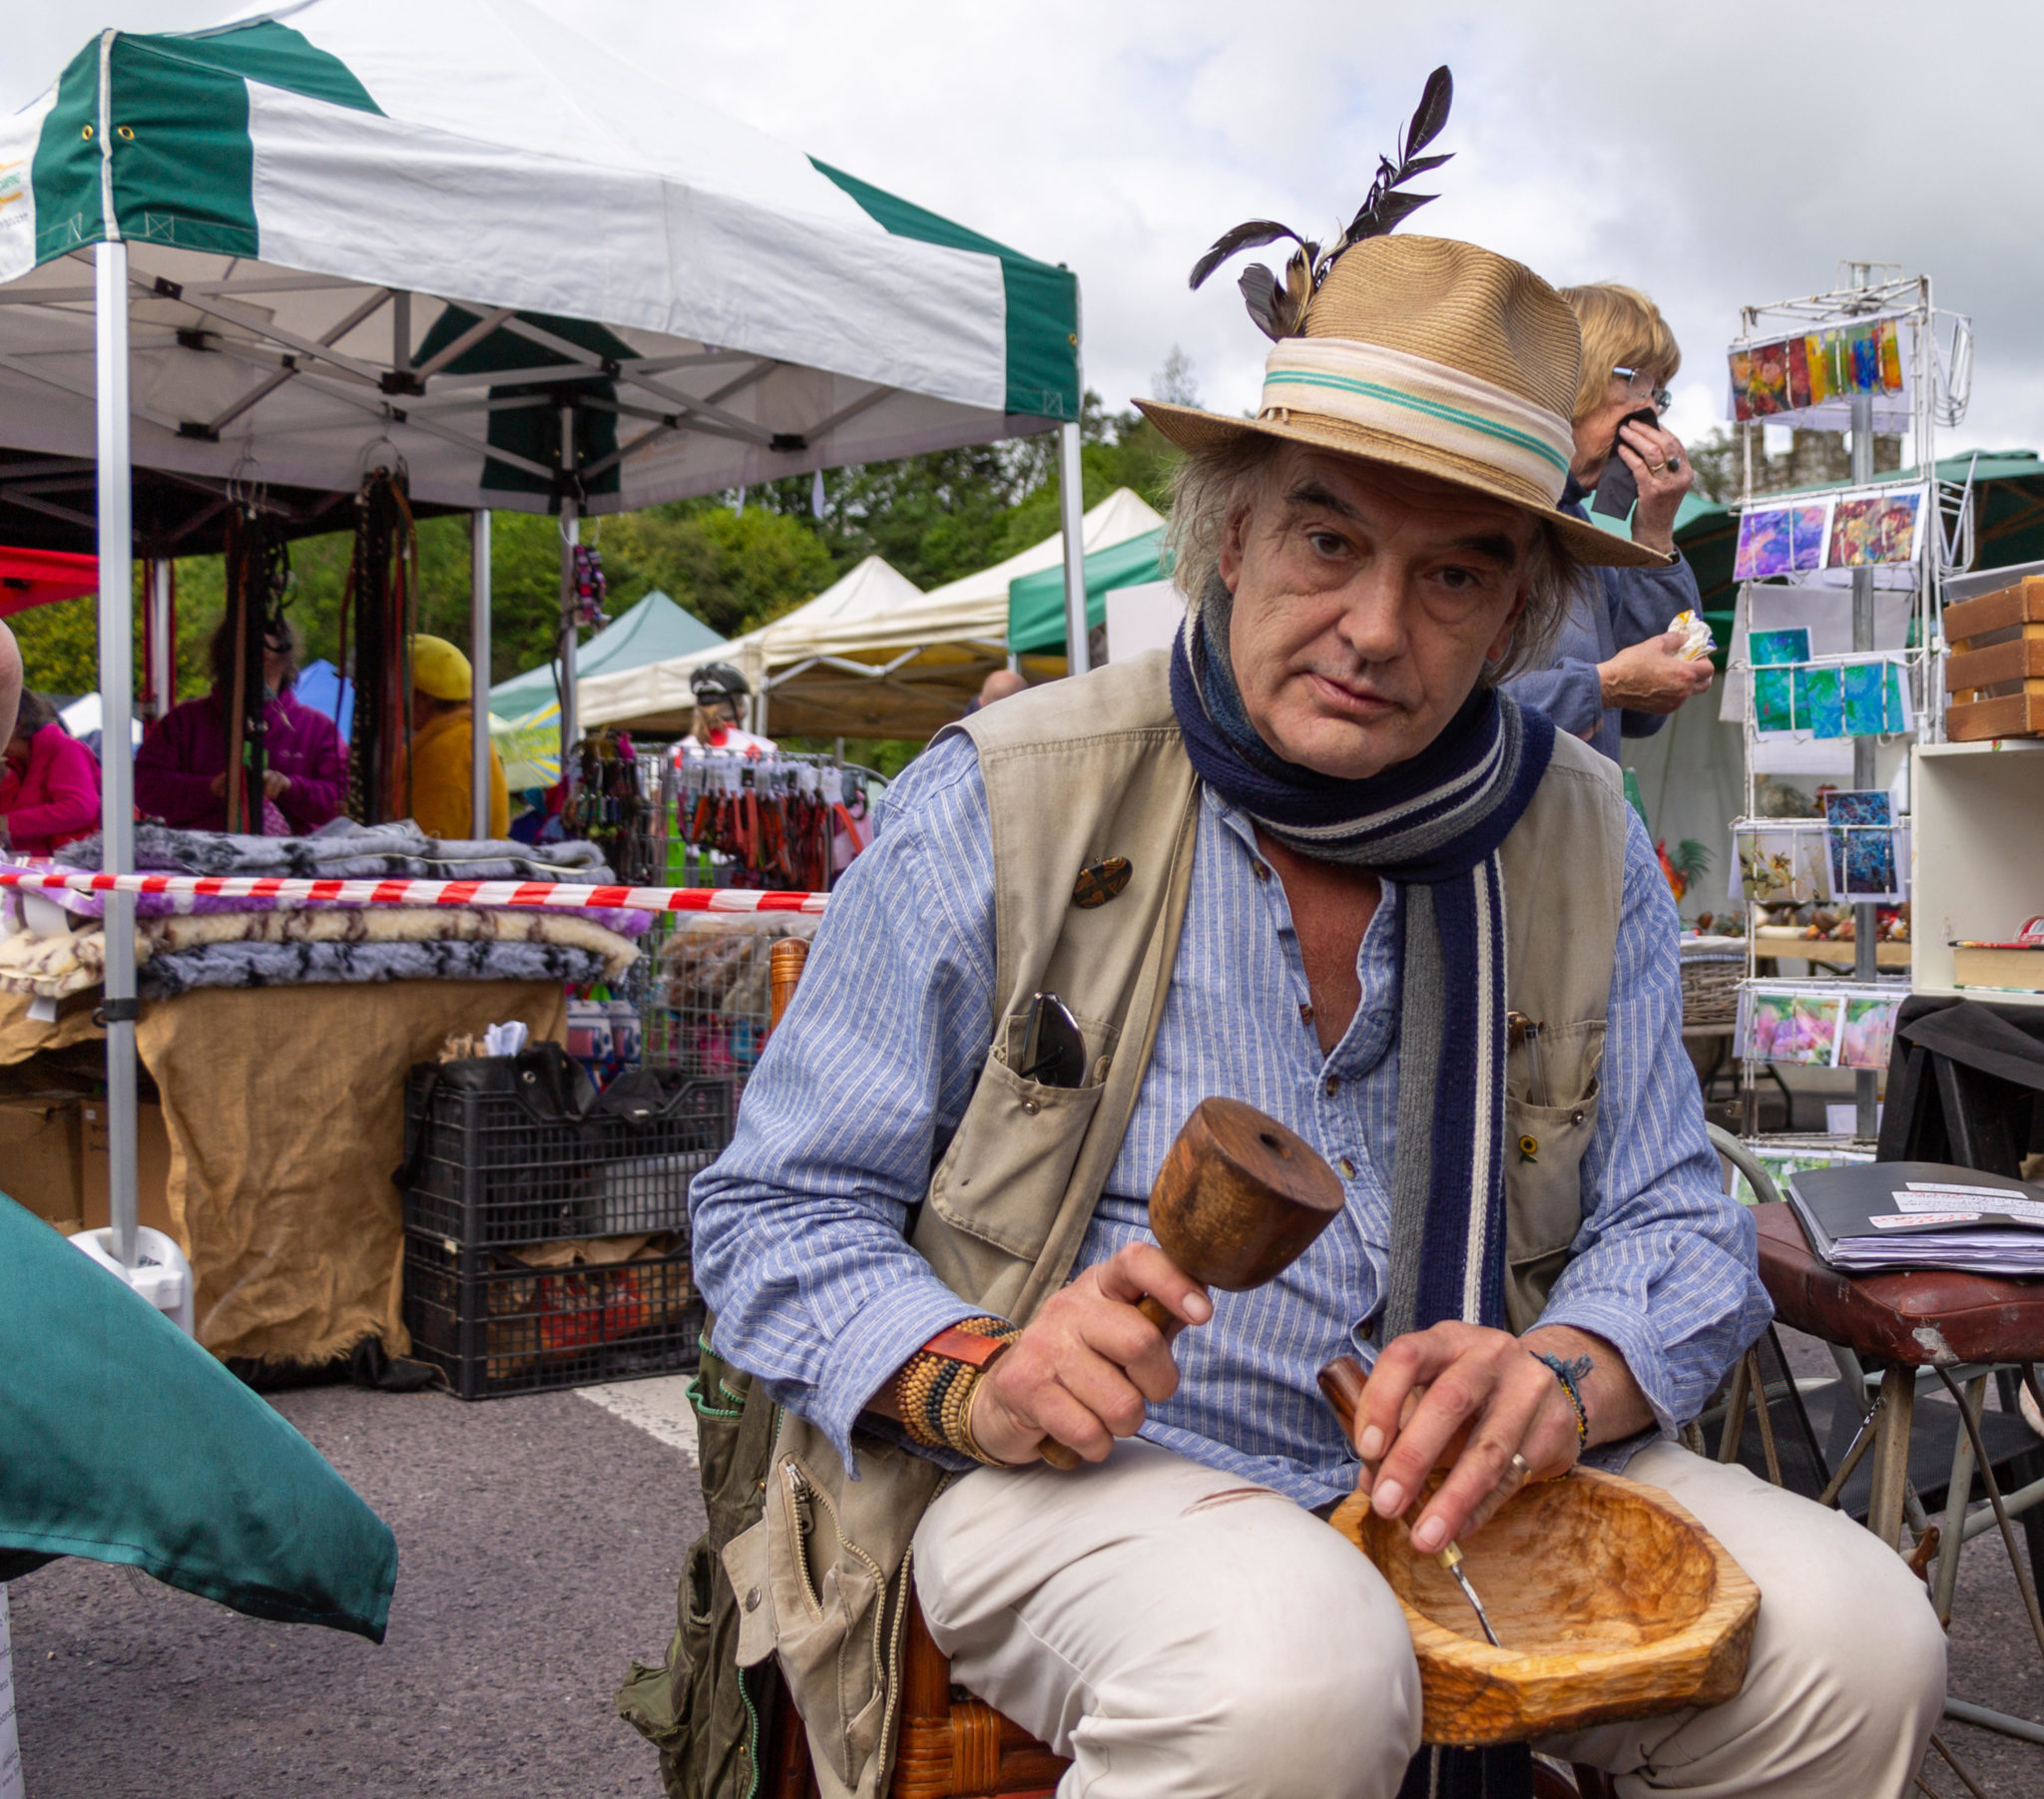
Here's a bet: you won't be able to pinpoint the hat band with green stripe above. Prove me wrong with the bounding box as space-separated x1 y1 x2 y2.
1259 338 1576 506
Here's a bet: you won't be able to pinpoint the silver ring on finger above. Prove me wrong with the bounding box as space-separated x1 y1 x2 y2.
1504 1451 1532 1488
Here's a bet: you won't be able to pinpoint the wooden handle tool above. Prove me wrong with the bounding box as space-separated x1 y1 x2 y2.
1318 1355 1502 1647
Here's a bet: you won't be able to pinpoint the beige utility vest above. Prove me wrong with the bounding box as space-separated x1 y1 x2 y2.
727 652 1629 1799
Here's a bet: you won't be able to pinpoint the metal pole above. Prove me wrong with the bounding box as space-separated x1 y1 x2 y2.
557 407 579 795
1849 276 1878 1138
148 558 172 718
469 510 491 836
1058 419 1089 676
95 239 140 1270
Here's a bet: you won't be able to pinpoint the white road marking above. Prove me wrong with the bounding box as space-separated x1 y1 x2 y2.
576 1375 701 1464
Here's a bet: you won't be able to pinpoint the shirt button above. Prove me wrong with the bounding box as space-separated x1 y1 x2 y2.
1021 1099 1040 1117
1253 861 1272 882
1298 1003 1314 1026
1338 1156 1357 1178
1322 1076 1339 1098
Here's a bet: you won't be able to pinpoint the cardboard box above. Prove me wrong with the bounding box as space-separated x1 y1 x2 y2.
0 1096 83 1231
80 1101 179 1247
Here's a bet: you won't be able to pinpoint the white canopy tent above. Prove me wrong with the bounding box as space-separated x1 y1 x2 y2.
0 1 1085 1270
581 488 1166 739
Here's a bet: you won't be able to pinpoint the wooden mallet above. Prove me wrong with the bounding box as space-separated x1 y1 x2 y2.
1033 1096 1346 1467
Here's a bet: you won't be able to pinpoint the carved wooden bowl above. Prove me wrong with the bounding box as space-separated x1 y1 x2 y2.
1327 1466 1760 1746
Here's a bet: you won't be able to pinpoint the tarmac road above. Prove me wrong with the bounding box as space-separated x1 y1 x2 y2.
9 1351 2044 1795
9 1382 704 1798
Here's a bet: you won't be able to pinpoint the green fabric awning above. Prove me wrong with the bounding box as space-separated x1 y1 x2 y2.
1007 527 1170 655
490 590 722 720
0 1197 397 1640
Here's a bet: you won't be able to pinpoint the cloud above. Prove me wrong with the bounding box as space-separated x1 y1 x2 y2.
10 0 2042 460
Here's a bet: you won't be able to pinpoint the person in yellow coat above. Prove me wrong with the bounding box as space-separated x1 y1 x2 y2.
401 635 509 840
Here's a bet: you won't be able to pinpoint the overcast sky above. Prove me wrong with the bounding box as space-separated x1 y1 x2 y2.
13 3 2044 464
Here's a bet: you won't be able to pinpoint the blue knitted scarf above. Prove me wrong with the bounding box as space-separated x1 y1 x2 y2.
1172 585 1553 1799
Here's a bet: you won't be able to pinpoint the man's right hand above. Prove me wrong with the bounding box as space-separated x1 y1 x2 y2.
968 1243 1212 1466
1598 632 1714 714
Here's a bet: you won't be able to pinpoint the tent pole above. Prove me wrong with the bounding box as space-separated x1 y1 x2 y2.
95 239 140 1272
1848 264 1878 1139
1058 419 1089 676
148 558 173 718
558 406 580 795
469 510 490 834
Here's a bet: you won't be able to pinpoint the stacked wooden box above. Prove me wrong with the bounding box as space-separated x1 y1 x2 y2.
1944 574 2044 740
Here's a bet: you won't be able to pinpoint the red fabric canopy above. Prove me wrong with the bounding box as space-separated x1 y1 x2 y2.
0 547 97 618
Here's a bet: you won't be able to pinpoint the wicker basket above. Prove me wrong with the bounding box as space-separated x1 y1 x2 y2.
1680 941 1746 1028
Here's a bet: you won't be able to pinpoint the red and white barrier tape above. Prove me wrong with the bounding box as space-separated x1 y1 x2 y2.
0 867 827 916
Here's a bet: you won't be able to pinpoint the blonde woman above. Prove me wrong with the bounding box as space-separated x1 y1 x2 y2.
1501 282 1713 759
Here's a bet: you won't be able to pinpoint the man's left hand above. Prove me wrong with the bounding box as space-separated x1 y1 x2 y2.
1615 418 1693 555
1349 1322 1649 1552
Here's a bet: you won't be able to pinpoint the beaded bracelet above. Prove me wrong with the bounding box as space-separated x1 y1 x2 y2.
895 1316 1021 1465
1534 1350 1593 1446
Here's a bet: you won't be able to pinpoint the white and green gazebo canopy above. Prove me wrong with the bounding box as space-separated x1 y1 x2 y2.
0 0 1080 536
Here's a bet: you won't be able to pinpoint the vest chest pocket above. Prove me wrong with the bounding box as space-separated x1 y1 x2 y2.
926 1033 1113 1262
1502 1019 1606 1324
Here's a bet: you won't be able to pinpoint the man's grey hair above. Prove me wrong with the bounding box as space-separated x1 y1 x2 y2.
1164 435 1586 683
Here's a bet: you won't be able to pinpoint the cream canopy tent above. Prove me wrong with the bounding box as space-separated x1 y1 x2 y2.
580 488 1166 739
0 2 1084 1270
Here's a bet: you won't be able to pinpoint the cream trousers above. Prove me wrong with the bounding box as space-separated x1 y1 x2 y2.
912 1438 1946 1799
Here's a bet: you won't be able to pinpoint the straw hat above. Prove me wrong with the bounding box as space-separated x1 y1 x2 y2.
1138 234 1670 571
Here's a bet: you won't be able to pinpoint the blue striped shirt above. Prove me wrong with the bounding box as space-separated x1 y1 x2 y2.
690 733 1770 1511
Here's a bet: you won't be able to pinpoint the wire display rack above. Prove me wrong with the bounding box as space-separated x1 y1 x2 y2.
1723 265 1973 1134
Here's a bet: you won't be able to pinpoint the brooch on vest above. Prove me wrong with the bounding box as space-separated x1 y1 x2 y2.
1072 857 1132 909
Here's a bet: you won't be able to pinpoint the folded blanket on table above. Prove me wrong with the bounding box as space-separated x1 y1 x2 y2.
57 819 614 884
140 938 611 999
0 908 641 1000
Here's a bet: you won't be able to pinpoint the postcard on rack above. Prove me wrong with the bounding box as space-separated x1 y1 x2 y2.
1728 348 1754 422
1877 318 1905 392
1801 332 1836 407
1735 508 1792 582
1827 488 1925 570
1839 996 1901 1072
1793 664 1844 737
1788 501 1832 571
1750 341 1790 416
1823 789 1903 900
1746 988 1842 1066
1752 665 1798 732
1839 657 1912 735
1749 627 1812 667
1736 825 1832 904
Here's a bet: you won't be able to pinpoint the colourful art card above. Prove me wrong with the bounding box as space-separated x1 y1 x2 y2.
1823 789 1900 899
1750 341 1790 416
1848 325 1880 392
1787 336 1812 410
1747 990 1841 1066
1826 491 1923 569
1788 502 1831 570
1840 658 1909 735
1839 996 1900 1072
1802 332 1836 407
1736 825 1831 904
1749 628 1811 667
1735 508 1792 581
1877 318 1904 392
1753 665 1797 731
1729 349 1754 422
1794 664 1844 736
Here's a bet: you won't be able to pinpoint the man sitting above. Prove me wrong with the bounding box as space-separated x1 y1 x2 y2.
689 234 1944 1799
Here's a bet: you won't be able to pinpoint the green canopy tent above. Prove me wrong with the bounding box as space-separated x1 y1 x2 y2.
490 590 722 722
0 0 1084 1274
1008 527 1170 656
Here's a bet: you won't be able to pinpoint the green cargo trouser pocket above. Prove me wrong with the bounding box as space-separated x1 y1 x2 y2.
616 1328 780 1799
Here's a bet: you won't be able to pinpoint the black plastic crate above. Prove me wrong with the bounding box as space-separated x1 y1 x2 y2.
403 1229 705 1400
401 1066 733 1246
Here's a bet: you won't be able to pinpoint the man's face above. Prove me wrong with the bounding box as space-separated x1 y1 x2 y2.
1220 447 1535 781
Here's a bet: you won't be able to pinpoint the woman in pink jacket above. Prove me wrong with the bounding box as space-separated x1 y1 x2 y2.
0 692 101 857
